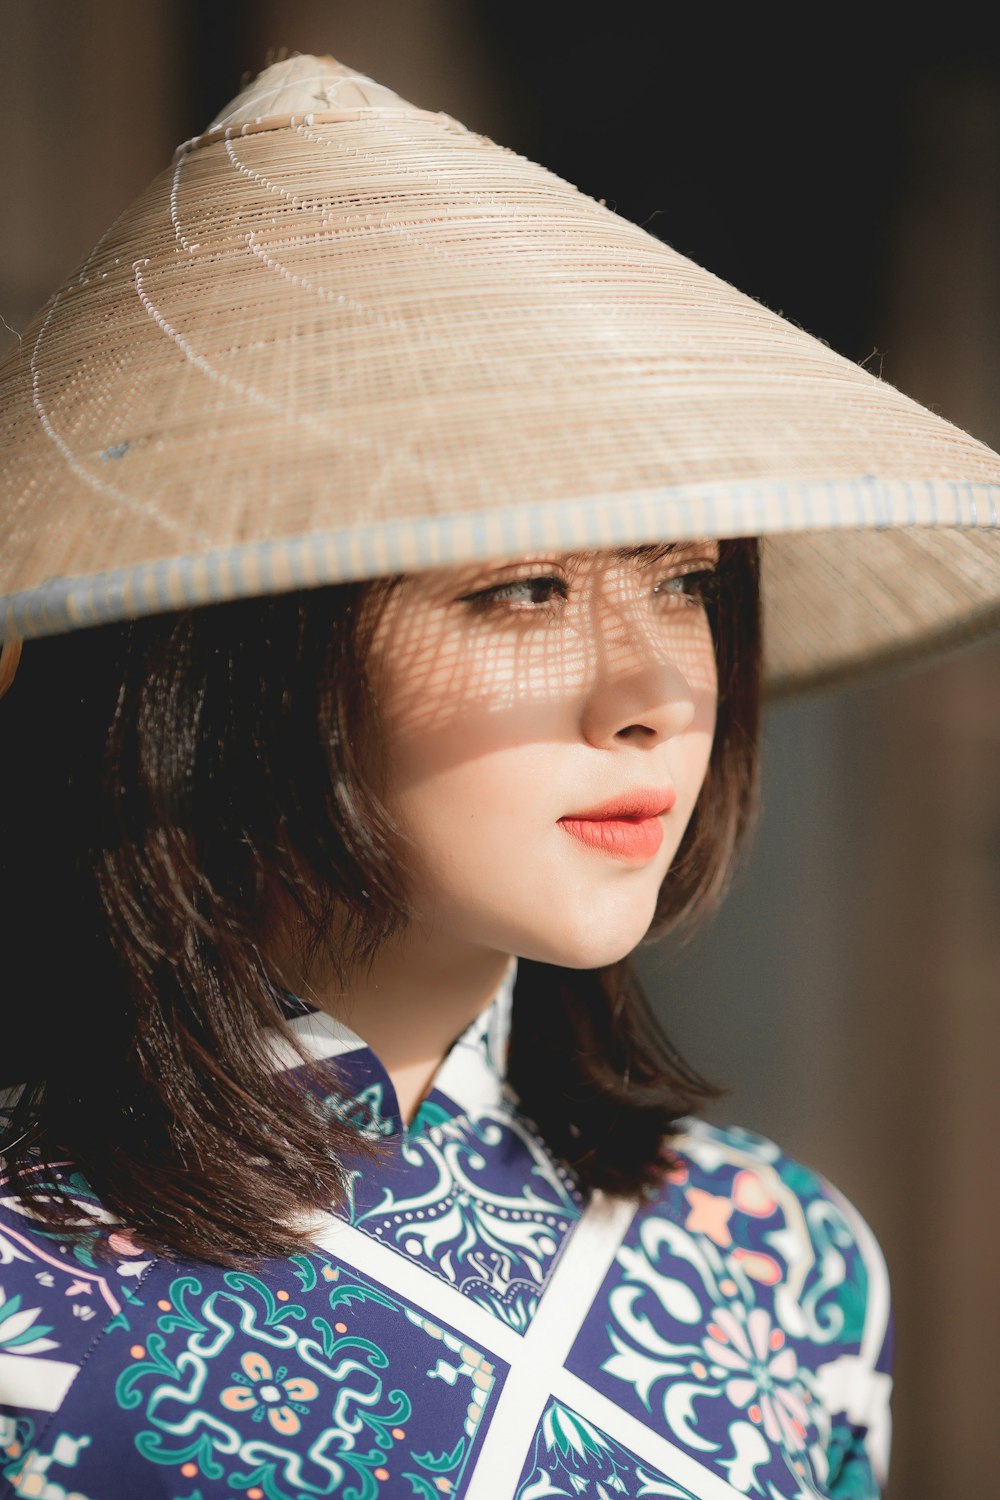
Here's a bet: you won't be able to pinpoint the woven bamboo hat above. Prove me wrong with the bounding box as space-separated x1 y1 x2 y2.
2 52 999 696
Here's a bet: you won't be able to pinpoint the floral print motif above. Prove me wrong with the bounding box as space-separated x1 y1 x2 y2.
701 1306 808 1450
220 1350 320 1436
109 1266 494 1498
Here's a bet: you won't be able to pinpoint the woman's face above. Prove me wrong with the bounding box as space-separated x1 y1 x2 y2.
369 544 718 969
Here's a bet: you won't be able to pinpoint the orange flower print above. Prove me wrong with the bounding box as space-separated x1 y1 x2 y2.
220 1350 319 1437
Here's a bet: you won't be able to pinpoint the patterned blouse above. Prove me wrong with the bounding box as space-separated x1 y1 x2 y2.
0 968 891 1499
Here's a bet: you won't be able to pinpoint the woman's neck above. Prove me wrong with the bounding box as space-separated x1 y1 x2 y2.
290 933 513 1126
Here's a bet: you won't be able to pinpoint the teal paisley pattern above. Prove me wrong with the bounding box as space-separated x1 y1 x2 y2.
0 969 891 1498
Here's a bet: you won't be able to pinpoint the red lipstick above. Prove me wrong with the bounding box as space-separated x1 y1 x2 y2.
559 789 676 862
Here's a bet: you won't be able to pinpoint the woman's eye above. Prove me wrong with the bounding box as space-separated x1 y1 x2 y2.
460 576 568 610
652 567 718 606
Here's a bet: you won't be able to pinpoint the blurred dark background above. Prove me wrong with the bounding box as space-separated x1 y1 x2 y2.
2 4 999 1493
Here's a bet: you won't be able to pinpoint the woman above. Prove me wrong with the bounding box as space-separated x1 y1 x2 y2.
1 53 998 1500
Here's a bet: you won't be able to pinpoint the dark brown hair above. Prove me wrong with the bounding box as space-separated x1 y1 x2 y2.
0 539 760 1262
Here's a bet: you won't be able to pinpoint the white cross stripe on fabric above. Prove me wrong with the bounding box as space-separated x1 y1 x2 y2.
315 1194 746 1498
463 1189 636 1498
465 1192 743 1500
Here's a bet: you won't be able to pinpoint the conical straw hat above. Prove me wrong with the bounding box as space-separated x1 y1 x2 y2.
1 53 999 692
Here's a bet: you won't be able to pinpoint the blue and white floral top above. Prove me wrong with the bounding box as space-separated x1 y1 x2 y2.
0 968 891 1499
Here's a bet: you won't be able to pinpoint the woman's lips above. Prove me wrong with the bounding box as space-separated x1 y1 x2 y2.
559 816 665 859
558 789 677 862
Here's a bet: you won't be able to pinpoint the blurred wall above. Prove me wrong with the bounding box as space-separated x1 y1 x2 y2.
2 4 998 1494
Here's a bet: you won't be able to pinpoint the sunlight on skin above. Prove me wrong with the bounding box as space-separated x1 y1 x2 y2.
296 544 718 1123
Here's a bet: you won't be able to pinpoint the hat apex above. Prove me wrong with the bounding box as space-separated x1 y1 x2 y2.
207 53 417 134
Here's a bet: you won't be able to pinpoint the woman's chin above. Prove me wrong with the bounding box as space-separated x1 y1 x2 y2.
513 909 657 971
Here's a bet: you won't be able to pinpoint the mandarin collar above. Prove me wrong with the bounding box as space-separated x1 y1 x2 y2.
275 962 516 1138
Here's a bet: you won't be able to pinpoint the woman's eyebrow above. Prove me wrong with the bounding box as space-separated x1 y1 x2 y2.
610 543 675 562
603 541 714 563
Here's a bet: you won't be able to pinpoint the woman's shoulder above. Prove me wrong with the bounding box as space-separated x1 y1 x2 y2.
649 1117 892 1335
619 1117 893 1488
669 1113 881 1211
662 1115 890 1303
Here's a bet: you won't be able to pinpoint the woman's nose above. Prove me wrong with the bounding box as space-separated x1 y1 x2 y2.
580 662 697 747
578 621 709 748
